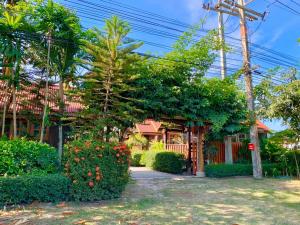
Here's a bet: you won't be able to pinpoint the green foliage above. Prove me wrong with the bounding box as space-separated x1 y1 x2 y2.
255 69 300 136
260 136 300 177
140 150 163 168
78 16 144 138
0 139 59 176
65 139 130 201
130 150 144 167
149 140 165 151
0 173 70 206
205 163 281 178
125 134 148 149
236 139 252 163
140 149 184 174
152 152 185 174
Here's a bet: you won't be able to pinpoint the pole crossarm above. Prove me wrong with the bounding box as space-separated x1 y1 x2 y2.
224 0 265 18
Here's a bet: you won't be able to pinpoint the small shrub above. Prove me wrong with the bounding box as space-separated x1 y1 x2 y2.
0 139 59 176
130 150 144 167
149 140 165 151
0 174 70 206
205 163 281 178
153 152 185 174
65 140 130 201
140 149 163 168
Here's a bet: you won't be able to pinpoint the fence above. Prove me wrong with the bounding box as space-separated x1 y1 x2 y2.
164 142 243 164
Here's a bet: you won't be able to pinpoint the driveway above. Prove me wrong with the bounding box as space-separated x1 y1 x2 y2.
130 167 184 180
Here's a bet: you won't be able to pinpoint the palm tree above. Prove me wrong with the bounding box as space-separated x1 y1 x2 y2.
0 1 31 138
33 0 81 163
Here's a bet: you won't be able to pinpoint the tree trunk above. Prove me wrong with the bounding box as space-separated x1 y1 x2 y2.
40 33 51 142
58 79 64 165
1 82 10 136
12 71 17 139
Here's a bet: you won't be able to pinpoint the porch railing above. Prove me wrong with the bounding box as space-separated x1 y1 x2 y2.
165 144 189 157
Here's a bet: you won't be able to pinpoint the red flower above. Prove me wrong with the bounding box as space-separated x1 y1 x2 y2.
87 171 92 177
116 153 120 157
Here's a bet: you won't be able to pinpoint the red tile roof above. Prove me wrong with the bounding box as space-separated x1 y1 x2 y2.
136 119 162 134
256 120 270 132
0 81 83 116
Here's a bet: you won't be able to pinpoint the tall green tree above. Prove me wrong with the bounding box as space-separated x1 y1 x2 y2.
0 1 32 138
31 0 81 162
79 16 143 140
255 68 300 136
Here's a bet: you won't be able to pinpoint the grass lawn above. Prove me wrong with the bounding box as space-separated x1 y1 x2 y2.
0 177 300 225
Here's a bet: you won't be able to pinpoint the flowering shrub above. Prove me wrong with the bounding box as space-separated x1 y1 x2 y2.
65 140 130 201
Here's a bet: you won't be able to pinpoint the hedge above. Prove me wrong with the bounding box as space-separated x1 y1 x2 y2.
130 150 144 167
0 174 70 206
205 163 281 178
65 140 130 201
0 139 59 176
153 152 185 174
140 150 185 174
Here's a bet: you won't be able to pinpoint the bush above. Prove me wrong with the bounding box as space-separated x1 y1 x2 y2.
0 174 70 206
153 152 185 174
140 149 163 168
205 163 281 178
261 138 300 177
130 150 144 167
149 140 165 151
65 140 130 201
0 139 59 176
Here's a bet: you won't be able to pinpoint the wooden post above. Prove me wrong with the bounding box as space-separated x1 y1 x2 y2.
238 0 262 178
224 136 233 164
197 126 205 177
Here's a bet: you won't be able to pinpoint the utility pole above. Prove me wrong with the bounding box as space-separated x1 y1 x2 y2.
218 0 227 79
203 0 265 179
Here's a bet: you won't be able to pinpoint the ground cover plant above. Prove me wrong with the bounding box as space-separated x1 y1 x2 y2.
0 177 299 225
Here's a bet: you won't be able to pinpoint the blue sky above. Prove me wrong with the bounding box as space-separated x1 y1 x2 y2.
59 0 300 131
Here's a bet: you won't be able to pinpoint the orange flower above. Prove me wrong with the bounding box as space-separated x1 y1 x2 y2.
85 141 91 148
74 157 80 163
95 146 100 150
96 175 101 181
88 181 94 187
95 166 100 172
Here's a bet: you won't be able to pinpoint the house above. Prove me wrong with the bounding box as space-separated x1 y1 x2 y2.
134 119 270 163
0 81 82 147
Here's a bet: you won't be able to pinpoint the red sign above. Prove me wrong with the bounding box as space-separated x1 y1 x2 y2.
248 143 255 151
